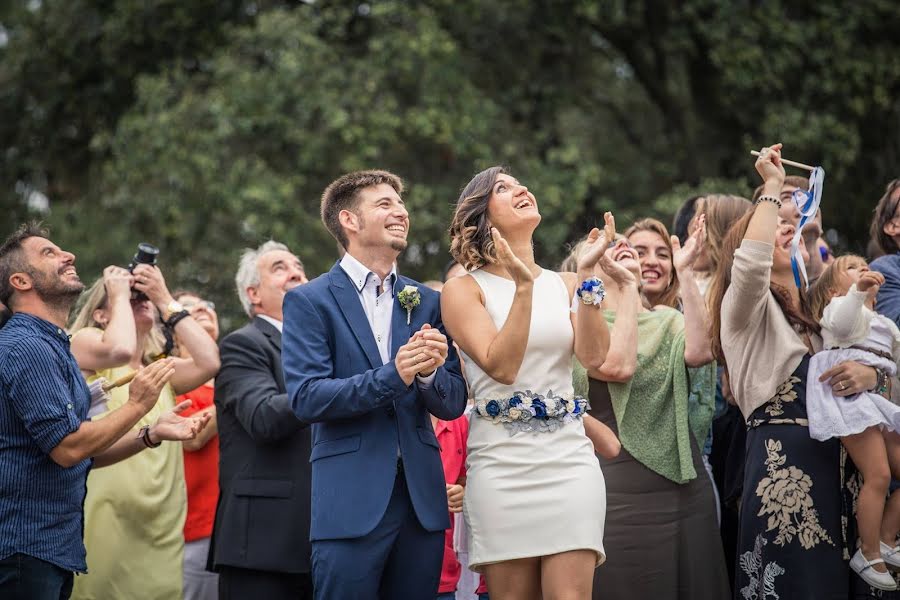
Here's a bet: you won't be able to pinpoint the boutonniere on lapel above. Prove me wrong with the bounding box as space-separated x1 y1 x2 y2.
397 285 421 325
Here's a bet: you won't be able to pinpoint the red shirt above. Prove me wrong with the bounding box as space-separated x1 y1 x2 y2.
178 383 219 542
435 416 469 593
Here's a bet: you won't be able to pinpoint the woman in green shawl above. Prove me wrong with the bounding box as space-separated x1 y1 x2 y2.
570 212 730 600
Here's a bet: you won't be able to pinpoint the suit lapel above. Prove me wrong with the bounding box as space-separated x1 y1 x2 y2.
252 317 282 351
390 277 412 359
328 264 383 370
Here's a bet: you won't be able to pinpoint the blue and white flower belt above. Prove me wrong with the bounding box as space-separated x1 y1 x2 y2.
473 390 590 435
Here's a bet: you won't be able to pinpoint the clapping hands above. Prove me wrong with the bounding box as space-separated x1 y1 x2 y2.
491 227 534 287
672 214 706 274
395 324 450 386
587 213 637 288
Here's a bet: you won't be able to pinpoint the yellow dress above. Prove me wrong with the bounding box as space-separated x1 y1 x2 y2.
71 363 186 600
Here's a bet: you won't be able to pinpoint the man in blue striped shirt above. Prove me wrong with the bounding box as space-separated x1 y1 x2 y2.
0 224 181 600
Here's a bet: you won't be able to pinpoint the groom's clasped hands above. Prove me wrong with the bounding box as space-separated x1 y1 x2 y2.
394 323 450 386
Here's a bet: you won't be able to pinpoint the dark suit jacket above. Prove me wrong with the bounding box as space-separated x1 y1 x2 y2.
208 316 312 574
282 264 467 541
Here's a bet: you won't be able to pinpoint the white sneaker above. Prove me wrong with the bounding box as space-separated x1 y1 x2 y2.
851 548 898 591
881 541 900 568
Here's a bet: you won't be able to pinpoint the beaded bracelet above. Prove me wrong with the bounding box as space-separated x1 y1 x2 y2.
872 367 890 396
755 194 782 209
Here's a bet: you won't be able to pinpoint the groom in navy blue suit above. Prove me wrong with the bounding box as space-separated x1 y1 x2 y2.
282 170 468 599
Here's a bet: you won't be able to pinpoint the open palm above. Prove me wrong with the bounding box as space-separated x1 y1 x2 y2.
153 400 211 442
492 227 534 285
672 215 706 273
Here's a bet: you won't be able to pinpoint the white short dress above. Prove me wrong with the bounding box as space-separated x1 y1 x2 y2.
808 285 900 441
461 268 606 570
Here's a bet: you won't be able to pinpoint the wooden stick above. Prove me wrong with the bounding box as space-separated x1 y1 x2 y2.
750 150 815 172
102 370 137 392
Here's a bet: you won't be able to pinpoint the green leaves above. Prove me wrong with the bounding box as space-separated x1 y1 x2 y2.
2 0 899 329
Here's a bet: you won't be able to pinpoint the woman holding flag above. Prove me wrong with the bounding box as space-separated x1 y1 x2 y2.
708 144 878 599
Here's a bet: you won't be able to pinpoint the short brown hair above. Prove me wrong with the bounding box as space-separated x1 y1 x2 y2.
808 254 867 322
449 166 506 271
868 179 900 256
0 222 49 308
751 175 810 202
320 170 404 249
624 218 680 309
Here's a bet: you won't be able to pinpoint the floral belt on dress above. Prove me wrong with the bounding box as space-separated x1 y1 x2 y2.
473 391 589 435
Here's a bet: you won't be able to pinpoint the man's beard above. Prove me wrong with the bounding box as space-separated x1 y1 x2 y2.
357 213 407 253
30 268 84 311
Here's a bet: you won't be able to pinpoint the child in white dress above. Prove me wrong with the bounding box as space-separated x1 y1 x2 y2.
807 255 900 590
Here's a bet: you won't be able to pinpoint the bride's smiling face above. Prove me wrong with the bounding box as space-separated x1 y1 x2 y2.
486 173 541 235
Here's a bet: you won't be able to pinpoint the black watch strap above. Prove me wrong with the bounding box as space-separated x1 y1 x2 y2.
137 425 161 448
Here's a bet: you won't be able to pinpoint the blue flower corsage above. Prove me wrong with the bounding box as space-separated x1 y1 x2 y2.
576 276 605 307
474 390 590 435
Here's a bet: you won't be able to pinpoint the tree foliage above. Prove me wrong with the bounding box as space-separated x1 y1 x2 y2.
2 0 898 329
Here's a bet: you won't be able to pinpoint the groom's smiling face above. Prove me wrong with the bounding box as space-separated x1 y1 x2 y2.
351 183 410 253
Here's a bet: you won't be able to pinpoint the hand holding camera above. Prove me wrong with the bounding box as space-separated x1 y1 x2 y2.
127 243 159 301
131 263 176 314
102 265 134 302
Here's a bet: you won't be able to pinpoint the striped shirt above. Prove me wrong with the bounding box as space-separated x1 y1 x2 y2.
0 312 91 572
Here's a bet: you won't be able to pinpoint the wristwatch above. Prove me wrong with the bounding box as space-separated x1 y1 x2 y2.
137 425 161 449
161 300 185 322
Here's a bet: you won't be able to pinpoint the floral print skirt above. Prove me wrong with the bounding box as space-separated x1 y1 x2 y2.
736 356 850 599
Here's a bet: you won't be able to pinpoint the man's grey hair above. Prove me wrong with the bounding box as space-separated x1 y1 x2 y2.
235 240 294 318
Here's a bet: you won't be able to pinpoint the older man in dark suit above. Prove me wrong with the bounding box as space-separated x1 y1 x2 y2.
209 241 312 600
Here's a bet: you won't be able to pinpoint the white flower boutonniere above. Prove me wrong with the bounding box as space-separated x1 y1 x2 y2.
398 285 421 325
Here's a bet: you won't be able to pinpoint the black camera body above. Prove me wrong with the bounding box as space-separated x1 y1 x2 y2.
128 243 159 300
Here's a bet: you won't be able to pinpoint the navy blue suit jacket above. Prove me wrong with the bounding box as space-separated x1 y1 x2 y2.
282 263 467 541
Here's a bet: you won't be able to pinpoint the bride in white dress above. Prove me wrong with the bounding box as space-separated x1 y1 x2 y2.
442 167 623 599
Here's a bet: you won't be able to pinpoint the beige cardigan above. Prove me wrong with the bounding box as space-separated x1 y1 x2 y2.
721 239 816 419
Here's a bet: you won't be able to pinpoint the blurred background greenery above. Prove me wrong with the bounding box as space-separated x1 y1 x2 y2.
2 0 898 330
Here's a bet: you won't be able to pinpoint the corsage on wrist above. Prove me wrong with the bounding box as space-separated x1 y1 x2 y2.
576 276 605 307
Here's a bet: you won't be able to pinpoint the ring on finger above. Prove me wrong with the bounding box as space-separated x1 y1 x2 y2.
839 381 847 391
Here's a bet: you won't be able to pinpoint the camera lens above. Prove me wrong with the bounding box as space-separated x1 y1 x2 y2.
133 243 159 266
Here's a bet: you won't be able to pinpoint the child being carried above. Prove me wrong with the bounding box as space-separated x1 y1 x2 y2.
808 255 900 591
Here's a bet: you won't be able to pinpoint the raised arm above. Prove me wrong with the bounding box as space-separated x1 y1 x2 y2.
567 213 618 370
724 144 785 326
70 266 137 373
440 228 534 386
821 285 871 345
132 263 220 394
745 143 785 246
588 248 640 383
673 216 714 367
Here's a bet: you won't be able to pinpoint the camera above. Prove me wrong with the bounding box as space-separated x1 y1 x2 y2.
128 243 159 300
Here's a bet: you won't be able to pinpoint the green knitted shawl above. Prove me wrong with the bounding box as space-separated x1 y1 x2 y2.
599 308 716 484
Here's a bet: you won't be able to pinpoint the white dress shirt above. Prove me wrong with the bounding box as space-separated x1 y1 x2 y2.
339 253 435 386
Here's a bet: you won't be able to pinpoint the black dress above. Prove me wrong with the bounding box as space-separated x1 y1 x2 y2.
735 354 850 599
